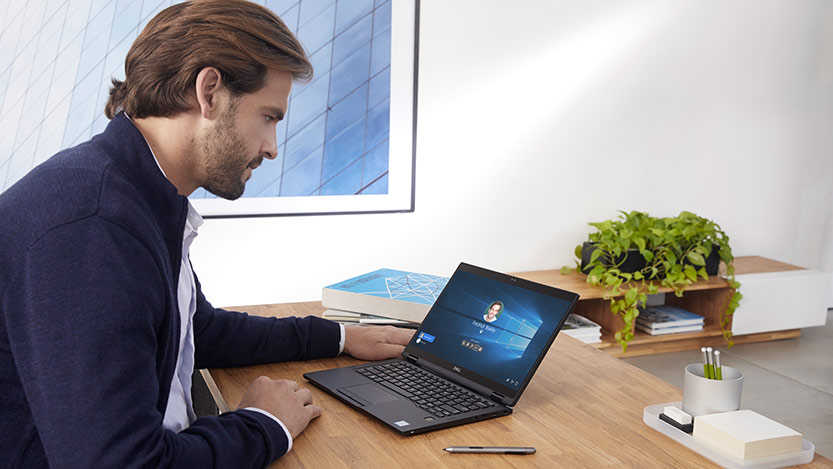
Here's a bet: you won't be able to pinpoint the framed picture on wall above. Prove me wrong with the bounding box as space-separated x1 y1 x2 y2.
190 0 419 217
2 0 418 217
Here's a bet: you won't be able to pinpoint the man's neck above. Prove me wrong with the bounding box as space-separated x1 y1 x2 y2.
131 114 200 196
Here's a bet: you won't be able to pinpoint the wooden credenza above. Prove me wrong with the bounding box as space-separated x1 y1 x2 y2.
512 256 808 357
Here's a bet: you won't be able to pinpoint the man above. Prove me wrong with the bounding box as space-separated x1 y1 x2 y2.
483 301 504 323
0 1 411 467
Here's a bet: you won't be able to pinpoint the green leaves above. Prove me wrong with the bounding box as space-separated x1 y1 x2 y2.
565 209 741 353
634 237 646 252
686 251 705 266
588 264 605 285
684 265 698 282
590 247 602 265
624 287 638 305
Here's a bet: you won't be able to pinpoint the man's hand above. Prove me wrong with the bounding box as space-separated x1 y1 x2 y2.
343 325 415 361
236 377 321 438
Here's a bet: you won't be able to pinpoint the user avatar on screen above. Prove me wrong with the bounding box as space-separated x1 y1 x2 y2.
483 301 504 323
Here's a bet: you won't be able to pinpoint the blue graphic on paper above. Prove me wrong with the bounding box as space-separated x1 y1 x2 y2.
327 269 448 305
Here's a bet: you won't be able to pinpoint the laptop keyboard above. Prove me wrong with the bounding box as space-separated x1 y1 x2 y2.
355 361 497 418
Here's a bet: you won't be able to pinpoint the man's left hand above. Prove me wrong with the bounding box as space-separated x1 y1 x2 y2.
343 326 415 361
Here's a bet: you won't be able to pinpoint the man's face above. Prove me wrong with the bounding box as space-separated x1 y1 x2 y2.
488 304 500 318
198 69 292 200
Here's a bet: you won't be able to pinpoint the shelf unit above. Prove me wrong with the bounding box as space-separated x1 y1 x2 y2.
513 256 803 357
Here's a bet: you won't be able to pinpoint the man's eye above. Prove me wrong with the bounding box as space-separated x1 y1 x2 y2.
265 115 275 122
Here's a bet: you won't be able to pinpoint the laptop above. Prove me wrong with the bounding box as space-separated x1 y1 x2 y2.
303 262 580 435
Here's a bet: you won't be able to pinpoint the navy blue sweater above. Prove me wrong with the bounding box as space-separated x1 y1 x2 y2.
0 114 340 468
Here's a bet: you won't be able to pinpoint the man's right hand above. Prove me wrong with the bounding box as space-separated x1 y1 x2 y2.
236 376 322 438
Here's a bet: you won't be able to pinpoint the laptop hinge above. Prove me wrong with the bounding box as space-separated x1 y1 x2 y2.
405 354 419 364
490 391 505 403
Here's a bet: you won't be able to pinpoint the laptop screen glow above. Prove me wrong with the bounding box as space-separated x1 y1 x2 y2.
410 269 573 393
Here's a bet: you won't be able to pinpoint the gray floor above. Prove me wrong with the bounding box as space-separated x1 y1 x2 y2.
624 309 833 460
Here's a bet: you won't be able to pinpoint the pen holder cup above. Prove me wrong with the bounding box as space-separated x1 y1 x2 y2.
681 363 743 417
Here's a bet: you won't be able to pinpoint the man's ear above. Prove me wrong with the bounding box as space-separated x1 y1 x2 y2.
194 67 226 119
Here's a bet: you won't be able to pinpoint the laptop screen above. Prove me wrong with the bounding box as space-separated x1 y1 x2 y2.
405 263 578 402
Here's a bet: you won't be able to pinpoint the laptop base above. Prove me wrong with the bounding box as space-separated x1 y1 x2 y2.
304 359 512 435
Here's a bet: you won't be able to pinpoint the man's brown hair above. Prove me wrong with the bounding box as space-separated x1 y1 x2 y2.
104 0 312 119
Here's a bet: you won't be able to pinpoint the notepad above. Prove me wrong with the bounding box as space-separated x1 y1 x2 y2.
693 410 802 459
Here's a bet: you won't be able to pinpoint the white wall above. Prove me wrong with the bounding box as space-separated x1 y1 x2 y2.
191 0 833 308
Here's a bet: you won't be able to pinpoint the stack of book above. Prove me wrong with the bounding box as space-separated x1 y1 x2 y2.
321 268 449 328
636 305 704 335
560 314 602 344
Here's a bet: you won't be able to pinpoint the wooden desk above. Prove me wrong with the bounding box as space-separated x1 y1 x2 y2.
208 302 832 468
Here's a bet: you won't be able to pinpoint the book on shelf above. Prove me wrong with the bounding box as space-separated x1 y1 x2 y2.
560 314 602 344
321 269 448 323
693 409 803 459
635 323 703 335
564 333 602 344
322 309 420 327
562 329 602 339
636 305 704 330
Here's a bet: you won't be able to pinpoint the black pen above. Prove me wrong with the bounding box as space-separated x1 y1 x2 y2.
444 446 536 454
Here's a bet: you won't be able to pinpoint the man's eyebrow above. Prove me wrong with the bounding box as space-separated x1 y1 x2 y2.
263 106 285 120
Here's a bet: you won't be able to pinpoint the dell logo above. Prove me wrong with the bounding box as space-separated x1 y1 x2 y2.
453 366 462 373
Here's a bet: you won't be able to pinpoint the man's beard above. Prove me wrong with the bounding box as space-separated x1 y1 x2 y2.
199 103 260 201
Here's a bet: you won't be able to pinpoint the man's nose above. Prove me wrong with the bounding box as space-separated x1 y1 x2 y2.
262 133 278 160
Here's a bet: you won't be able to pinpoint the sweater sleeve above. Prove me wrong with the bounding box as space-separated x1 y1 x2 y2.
5 218 288 468
191 273 341 370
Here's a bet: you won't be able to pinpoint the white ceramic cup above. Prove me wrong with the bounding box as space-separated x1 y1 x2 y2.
681 363 743 416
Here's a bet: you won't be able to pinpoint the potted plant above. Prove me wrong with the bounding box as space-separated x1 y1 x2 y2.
562 210 742 352
579 210 655 274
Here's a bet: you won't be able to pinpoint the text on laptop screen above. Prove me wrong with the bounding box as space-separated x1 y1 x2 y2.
411 270 572 390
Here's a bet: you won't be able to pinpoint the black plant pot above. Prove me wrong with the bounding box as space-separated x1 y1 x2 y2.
705 245 720 276
580 241 647 274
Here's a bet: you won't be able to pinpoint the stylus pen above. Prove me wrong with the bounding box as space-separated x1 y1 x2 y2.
444 446 536 454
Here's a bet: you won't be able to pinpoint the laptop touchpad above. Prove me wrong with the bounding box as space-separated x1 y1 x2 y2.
338 384 400 406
